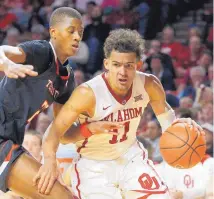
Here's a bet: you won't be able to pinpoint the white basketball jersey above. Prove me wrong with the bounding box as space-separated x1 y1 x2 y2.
75 72 150 160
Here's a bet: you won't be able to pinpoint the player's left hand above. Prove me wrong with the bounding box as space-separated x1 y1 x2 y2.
33 158 59 194
172 118 204 136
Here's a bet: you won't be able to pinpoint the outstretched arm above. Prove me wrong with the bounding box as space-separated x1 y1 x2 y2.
0 45 37 78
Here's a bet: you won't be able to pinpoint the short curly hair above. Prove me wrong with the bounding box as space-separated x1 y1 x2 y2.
104 29 145 60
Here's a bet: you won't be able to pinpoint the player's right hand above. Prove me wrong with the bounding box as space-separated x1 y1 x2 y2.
0 48 38 78
33 158 59 195
87 121 124 135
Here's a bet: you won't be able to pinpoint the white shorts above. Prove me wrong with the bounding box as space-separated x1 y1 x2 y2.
70 142 170 199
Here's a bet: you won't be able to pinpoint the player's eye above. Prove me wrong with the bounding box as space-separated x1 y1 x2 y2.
78 30 84 37
125 64 134 68
113 63 120 67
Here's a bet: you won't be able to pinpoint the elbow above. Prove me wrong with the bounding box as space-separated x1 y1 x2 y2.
59 136 68 145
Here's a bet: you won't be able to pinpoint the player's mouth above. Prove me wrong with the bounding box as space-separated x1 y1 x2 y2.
118 78 128 85
71 44 79 51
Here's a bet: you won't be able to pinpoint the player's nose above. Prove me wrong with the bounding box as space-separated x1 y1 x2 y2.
73 30 81 42
119 66 128 76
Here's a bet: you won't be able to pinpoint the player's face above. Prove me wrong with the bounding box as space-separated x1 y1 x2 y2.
104 51 138 95
51 17 84 58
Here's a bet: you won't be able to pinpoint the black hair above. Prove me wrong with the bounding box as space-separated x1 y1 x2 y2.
87 1 97 6
104 29 145 60
50 7 82 27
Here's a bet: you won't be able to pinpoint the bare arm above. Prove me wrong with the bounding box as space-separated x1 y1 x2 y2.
52 102 85 144
145 74 203 133
42 85 95 159
0 45 37 78
0 45 26 64
145 74 172 115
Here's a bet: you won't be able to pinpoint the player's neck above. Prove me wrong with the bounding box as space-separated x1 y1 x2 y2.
50 40 67 64
105 74 129 97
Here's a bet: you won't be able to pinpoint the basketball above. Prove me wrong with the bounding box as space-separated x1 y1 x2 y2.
160 123 206 169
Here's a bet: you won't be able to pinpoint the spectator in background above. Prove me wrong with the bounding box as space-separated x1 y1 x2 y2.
83 5 111 74
184 26 201 46
176 108 194 119
74 69 85 86
145 39 176 78
75 0 103 12
194 85 213 108
27 12 45 32
0 4 18 31
31 24 47 40
206 65 213 87
150 54 176 91
82 1 97 27
176 36 204 78
179 96 193 109
198 103 213 125
144 120 162 163
133 0 150 37
161 26 183 61
104 0 136 29
179 66 206 100
23 130 42 162
202 123 213 157
101 0 120 10
35 112 51 135
198 50 213 74
2 28 20 46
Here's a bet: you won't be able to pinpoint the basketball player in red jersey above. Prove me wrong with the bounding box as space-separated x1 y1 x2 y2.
38 29 203 199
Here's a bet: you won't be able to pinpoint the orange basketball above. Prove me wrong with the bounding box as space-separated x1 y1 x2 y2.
160 123 206 169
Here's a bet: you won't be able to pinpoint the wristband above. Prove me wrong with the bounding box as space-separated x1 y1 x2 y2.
80 123 93 138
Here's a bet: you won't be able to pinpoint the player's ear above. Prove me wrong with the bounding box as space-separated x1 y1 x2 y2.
49 26 57 39
137 60 143 71
104 59 110 71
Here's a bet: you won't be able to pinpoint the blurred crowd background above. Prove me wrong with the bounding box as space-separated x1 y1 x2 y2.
0 0 213 198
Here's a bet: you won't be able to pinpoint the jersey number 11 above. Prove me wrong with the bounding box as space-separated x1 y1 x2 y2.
109 121 130 144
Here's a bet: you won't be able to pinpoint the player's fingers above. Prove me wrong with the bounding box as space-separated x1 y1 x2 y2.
187 118 192 126
44 176 56 195
38 173 47 191
12 70 26 78
40 175 51 194
18 64 34 70
191 120 204 136
33 172 41 186
25 70 38 76
106 124 124 129
17 65 38 76
6 72 18 79
172 118 179 125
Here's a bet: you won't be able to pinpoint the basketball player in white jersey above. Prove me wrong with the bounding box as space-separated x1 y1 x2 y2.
36 29 203 199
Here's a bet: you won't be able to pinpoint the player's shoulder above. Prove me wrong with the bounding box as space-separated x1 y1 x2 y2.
73 83 95 101
18 40 50 49
138 72 162 92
